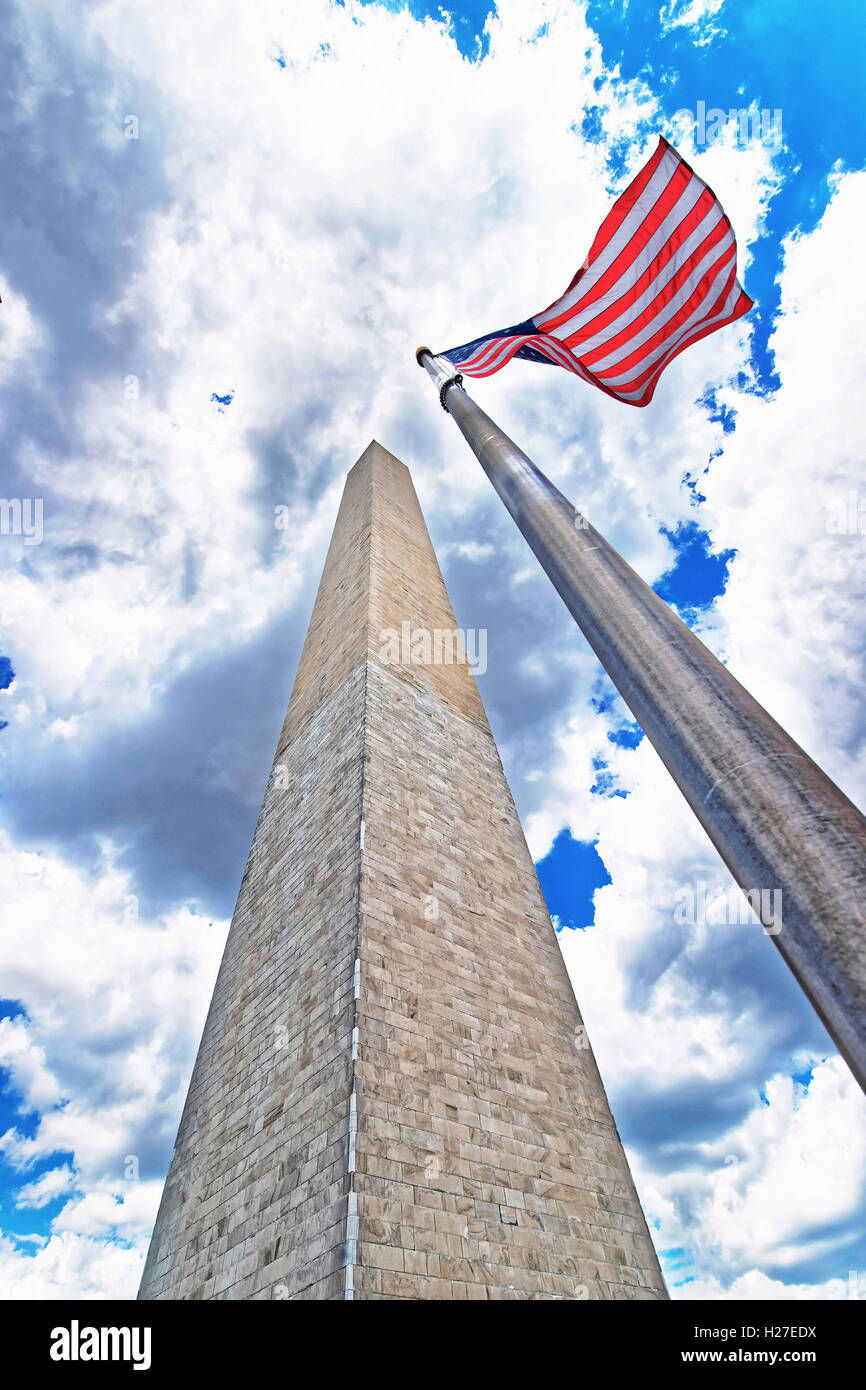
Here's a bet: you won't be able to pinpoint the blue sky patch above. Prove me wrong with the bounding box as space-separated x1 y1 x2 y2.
590 755 628 799
581 105 605 145
535 828 612 931
0 1066 40 1144
0 1005 76 1241
608 723 643 750
698 386 737 435
655 520 735 612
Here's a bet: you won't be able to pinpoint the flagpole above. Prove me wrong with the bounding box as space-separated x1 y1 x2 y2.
416 346 866 1094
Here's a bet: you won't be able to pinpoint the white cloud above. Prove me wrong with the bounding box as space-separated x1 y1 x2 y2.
0 281 43 387
685 1060 866 1273
684 1269 861 1300
0 1016 62 1115
703 170 866 803
14 1165 76 1210
0 832 226 1296
441 541 496 563
638 1056 866 1294
660 0 728 43
0 1232 143 1301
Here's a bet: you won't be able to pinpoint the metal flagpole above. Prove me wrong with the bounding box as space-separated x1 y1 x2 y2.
417 346 866 1095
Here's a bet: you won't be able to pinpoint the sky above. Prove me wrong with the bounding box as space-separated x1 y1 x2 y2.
1 0 865 1300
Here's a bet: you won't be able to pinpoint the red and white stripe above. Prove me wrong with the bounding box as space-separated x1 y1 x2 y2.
454 138 752 407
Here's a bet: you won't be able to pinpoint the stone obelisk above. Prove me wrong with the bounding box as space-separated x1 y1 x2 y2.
138 441 666 1301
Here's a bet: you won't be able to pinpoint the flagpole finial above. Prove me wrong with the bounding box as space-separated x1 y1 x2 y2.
417 347 464 411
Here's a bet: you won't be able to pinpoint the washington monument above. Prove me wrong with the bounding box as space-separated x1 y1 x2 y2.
138 442 666 1301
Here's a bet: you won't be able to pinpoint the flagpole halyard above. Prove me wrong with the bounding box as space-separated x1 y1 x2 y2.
417 346 866 1096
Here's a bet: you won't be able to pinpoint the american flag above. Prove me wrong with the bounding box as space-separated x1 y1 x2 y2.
441 137 752 407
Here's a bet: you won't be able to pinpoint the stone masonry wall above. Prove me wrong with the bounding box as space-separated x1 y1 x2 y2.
139 441 666 1301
